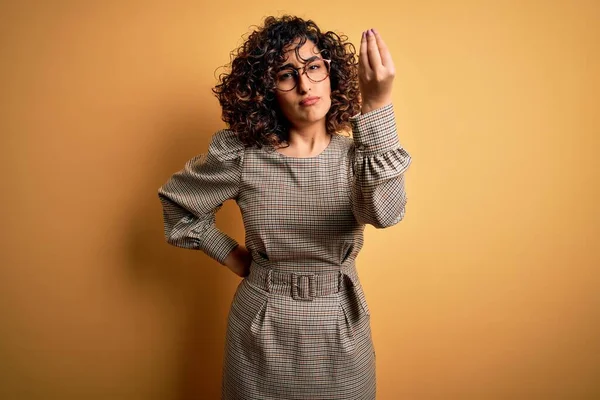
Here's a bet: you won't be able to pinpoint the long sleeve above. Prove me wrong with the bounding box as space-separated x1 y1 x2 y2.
349 103 412 228
157 129 244 264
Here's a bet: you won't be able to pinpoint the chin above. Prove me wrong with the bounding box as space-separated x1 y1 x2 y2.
302 106 331 122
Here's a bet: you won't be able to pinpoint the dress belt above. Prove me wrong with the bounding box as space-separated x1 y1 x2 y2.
246 263 355 302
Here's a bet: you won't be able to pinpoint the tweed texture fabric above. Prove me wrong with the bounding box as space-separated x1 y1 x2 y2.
158 103 411 399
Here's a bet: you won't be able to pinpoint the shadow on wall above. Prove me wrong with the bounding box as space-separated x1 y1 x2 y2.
125 109 243 399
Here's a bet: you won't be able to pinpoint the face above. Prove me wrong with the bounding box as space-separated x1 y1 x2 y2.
274 39 332 130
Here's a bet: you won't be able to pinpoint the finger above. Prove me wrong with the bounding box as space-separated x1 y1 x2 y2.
366 29 383 69
359 30 371 72
372 28 394 68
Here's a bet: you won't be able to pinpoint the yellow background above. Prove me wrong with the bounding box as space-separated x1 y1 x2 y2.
1 1 598 399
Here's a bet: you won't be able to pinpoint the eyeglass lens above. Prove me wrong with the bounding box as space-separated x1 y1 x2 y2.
276 59 329 91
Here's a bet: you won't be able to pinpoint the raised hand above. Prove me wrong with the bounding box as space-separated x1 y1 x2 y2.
358 28 396 114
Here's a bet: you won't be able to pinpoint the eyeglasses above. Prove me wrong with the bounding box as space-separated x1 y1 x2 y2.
275 58 331 92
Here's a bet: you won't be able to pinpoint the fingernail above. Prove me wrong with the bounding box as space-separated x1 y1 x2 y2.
372 28 378 34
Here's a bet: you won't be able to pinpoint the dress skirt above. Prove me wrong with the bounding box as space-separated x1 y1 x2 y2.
221 262 376 399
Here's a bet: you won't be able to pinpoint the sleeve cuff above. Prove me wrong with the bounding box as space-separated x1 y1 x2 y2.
202 226 240 264
349 103 400 154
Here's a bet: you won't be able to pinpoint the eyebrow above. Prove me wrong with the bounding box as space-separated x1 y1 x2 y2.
278 55 320 71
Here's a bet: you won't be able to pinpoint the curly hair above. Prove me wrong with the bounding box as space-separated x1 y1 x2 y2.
212 15 361 148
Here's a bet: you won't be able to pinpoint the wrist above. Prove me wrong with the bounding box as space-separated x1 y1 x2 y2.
361 100 392 115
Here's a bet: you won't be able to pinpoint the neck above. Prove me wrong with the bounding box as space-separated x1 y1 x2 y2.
278 123 331 157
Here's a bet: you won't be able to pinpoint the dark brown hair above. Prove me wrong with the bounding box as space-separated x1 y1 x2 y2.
212 15 361 148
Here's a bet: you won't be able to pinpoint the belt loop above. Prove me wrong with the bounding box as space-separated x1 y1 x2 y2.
309 275 317 298
266 269 273 293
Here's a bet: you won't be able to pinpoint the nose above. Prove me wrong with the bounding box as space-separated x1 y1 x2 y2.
296 70 311 93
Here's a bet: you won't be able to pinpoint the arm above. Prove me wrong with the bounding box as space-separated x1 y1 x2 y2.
157 130 245 267
349 104 412 227
349 28 412 227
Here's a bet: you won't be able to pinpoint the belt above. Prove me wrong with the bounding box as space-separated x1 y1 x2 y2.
246 264 355 302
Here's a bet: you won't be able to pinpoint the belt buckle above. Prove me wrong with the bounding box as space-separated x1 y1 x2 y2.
291 273 317 301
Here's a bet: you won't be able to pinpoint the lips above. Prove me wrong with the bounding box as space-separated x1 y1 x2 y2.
300 96 320 106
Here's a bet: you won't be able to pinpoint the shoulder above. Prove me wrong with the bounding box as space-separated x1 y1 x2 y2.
208 129 246 162
335 132 354 146
333 132 356 155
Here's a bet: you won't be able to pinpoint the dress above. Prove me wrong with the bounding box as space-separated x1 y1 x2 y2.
158 104 412 399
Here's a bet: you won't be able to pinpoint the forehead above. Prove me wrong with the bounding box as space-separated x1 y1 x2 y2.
281 39 322 64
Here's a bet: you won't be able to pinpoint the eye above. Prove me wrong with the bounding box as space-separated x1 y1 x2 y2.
277 70 295 81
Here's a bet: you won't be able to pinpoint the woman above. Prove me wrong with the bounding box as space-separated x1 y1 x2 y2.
158 15 412 399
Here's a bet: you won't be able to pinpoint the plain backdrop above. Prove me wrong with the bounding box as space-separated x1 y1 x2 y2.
1 1 598 399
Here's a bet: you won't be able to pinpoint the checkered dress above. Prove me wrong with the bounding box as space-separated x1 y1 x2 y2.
158 104 412 399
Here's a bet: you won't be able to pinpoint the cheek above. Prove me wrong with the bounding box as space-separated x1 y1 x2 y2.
323 82 332 103
324 97 332 113
322 80 332 99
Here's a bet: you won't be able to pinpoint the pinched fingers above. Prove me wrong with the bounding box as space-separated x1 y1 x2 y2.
358 28 395 112
359 29 395 76
372 29 394 71
366 29 382 70
359 30 370 71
